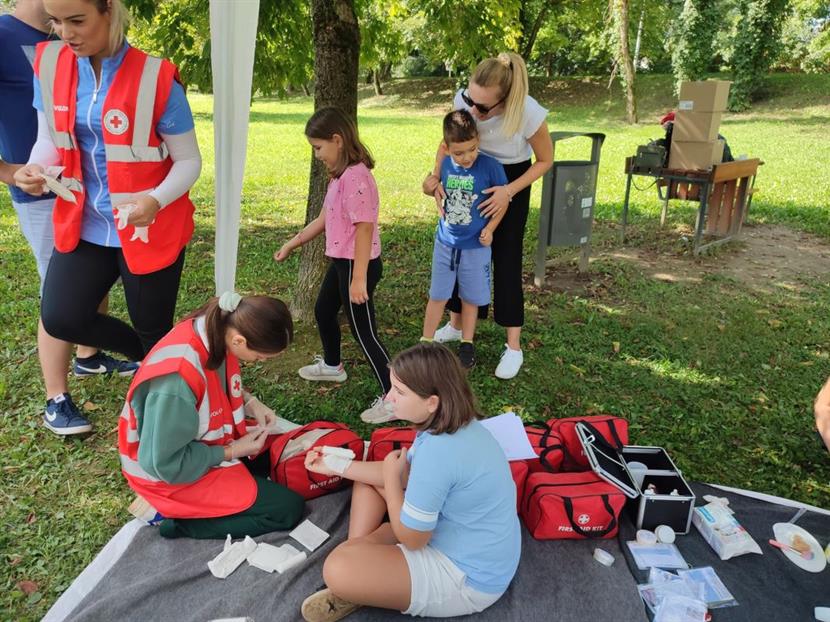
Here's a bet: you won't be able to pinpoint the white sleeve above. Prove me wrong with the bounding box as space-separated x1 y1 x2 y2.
148 129 202 208
27 111 61 168
522 95 549 140
453 88 466 111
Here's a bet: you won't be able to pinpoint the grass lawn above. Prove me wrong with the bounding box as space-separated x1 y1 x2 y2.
1 72 829 619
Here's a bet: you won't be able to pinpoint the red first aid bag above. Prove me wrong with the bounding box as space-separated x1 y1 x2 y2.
269 421 364 500
521 471 627 540
525 421 565 473
509 460 529 512
549 416 628 471
366 426 416 461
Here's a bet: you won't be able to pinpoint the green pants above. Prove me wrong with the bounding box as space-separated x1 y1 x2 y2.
159 475 305 539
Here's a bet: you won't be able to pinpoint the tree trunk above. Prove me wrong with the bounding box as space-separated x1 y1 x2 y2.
373 68 383 95
520 4 552 60
614 0 638 124
293 0 360 321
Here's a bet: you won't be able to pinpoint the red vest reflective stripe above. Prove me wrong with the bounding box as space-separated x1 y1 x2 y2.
34 42 194 275
118 319 256 519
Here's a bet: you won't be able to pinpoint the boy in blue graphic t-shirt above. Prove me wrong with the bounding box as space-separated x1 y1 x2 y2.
421 109 508 369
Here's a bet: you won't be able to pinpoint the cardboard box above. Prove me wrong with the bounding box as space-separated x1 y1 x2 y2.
673 110 723 142
668 139 724 170
678 80 731 112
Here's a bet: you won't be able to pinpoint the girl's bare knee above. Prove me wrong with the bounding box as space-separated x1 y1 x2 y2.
322 545 351 591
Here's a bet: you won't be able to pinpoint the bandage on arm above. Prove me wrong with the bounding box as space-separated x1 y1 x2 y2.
148 129 201 208
27 111 61 168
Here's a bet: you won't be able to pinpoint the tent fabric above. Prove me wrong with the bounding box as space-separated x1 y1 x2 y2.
44 483 829 622
209 0 260 294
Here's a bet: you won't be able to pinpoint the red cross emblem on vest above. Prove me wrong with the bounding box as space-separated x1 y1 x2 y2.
230 373 243 398
104 109 130 136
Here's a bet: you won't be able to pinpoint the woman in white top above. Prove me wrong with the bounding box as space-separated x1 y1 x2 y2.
423 52 553 379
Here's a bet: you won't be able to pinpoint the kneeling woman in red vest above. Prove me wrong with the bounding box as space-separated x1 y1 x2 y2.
118 293 305 539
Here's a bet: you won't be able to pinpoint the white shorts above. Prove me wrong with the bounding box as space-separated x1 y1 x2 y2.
397 543 504 618
12 197 55 295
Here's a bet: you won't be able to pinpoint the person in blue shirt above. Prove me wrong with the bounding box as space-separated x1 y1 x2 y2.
14 0 202 436
301 342 521 622
420 109 508 371
0 0 137 437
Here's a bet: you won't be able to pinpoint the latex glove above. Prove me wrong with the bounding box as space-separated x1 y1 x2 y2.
243 393 277 431
113 203 151 244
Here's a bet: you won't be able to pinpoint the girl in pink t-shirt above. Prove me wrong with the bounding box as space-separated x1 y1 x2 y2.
275 107 392 424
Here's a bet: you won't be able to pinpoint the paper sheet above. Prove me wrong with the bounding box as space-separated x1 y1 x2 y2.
480 412 537 461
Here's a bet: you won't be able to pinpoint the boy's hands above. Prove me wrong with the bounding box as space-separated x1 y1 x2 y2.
349 276 369 304
422 173 446 218
479 228 494 247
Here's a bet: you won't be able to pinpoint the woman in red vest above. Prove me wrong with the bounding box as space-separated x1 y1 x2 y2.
120 292 305 539
14 0 200 399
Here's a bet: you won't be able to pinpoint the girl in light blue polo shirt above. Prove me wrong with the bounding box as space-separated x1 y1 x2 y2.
302 342 520 622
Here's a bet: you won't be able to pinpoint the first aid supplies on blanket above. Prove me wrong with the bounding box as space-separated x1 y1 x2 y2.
289 519 330 552
247 542 307 573
593 548 615 566
208 536 257 579
692 501 762 560
656 524 676 544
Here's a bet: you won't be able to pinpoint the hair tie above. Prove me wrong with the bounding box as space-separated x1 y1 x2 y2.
218 291 242 313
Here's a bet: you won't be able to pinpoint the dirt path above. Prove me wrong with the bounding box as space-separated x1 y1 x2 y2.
542 223 830 295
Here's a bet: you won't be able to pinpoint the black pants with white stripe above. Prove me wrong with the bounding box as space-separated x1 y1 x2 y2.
315 257 391 394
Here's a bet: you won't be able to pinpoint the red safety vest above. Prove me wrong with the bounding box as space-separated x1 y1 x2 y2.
118 318 257 519
33 41 195 275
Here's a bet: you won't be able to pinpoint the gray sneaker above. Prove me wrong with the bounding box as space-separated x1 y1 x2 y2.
360 396 396 424
434 321 462 343
298 355 348 382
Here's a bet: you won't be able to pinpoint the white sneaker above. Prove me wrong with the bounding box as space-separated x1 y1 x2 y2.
434 321 463 343
298 355 347 382
495 345 523 379
359 396 397 424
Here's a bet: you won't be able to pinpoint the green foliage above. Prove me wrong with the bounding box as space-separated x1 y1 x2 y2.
775 0 830 72
407 0 524 73
670 0 722 93
358 0 411 76
127 0 312 96
728 0 791 111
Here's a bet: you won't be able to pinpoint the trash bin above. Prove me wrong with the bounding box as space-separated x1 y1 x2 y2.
534 131 605 286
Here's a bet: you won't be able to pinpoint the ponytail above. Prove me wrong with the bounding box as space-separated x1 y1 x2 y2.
185 295 294 369
471 52 529 137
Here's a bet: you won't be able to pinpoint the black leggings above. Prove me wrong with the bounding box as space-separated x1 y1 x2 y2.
448 159 532 327
315 257 391 395
41 240 185 361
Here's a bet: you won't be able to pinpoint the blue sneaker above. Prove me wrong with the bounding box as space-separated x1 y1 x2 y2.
44 393 92 436
74 352 140 377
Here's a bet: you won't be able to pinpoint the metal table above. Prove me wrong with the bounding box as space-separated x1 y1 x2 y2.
620 158 762 255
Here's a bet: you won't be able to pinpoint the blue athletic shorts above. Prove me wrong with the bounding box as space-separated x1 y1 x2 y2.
429 237 491 306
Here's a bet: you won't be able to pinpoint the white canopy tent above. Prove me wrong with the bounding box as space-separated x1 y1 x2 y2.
209 0 261 294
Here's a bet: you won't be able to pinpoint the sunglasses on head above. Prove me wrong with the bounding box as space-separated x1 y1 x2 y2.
461 88 506 115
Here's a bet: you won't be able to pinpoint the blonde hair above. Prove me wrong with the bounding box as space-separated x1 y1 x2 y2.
88 0 129 55
471 52 529 137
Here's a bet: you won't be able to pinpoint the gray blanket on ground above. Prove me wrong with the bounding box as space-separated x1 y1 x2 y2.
67 488 648 622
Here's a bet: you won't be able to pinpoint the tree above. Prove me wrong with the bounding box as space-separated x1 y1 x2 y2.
126 0 313 96
518 0 555 60
409 0 523 73
358 0 410 95
670 0 721 93
292 0 361 320
728 0 791 111
612 0 638 123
